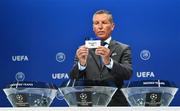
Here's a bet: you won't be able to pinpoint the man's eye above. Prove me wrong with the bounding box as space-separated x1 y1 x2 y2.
102 21 108 24
94 22 99 25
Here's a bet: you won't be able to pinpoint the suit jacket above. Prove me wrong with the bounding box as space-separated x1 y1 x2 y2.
70 39 133 106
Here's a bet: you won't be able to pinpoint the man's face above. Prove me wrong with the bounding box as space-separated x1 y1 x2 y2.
93 13 115 40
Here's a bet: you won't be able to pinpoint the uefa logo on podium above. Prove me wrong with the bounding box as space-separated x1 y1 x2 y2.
79 93 87 100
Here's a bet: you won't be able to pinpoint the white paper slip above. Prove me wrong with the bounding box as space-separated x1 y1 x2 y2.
85 40 101 48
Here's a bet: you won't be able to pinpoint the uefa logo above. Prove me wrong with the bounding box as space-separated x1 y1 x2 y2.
16 94 24 101
80 93 87 100
15 72 25 81
150 93 158 102
140 50 151 60
56 90 64 100
56 52 66 62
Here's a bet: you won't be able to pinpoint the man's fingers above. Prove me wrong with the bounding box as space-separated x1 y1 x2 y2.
76 46 89 60
96 46 110 58
95 50 104 55
77 46 88 55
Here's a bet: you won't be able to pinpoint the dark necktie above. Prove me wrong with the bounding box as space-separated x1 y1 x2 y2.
101 41 108 47
99 41 108 69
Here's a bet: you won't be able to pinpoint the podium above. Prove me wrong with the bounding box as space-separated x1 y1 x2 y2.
121 80 178 106
3 81 57 107
59 80 117 106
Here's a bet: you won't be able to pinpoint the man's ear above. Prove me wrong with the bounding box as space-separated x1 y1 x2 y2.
111 23 115 31
93 26 95 32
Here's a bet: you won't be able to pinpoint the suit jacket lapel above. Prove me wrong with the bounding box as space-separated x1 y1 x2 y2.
109 40 117 56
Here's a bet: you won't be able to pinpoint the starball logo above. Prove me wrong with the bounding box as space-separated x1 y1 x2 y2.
12 55 29 62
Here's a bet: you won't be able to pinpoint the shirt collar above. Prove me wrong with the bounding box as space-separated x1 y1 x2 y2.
104 36 111 44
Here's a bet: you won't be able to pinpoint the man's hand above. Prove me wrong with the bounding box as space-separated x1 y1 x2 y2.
95 46 110 65
76 45 89 66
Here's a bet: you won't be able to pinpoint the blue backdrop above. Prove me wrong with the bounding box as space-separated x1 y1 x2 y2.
0 0 179 106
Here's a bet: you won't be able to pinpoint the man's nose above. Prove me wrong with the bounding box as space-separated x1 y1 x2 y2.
98 23 103 29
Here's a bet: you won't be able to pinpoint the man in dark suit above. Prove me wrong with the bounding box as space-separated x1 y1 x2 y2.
70 10 132 106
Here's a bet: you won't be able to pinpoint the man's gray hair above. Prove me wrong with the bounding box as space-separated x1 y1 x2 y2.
93 10 114 23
